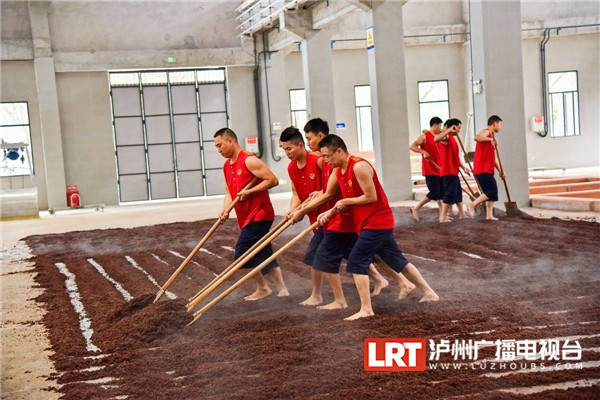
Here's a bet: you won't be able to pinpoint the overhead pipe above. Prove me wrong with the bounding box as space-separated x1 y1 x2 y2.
538 28 551 138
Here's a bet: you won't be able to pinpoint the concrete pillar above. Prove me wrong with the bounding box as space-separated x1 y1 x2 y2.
300 29 337 132
365 1 412 200
259 45 292 192
29 1 67 209
469 1 530 206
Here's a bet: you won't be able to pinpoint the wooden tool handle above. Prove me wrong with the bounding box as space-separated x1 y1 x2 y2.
154 177 257 303
492 133 513 202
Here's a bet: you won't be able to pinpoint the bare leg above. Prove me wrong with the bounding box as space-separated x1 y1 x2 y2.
440 203 451 223
300 268 323 305
345 274 375 320
486 201 498 220
375 261 416 300
318 272 348 310
411 196 431 222
244 273 272 301
437 200 443 221
400 263 439 303
467 193 489 218
369 264 389 296
456 202 467 219
265 267 289 297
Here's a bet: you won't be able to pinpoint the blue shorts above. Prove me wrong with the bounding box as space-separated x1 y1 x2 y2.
475 173 498 202
346 229 409 275
312 231 358 274
425 175 443 201
235 220 278 275
302 226 325 266
442 175 462 205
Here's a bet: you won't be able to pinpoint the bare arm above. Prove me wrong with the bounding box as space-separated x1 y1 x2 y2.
410 134 429 158
237 156 278 200
290 172 339 223
286 181 301 218
219 184 233 221
474 128 494 142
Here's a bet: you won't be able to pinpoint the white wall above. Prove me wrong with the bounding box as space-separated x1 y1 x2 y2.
55 72 119 206
0 61 49 209
523 33 600 169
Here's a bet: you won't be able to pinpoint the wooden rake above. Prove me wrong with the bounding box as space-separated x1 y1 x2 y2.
154 177 257 303
454 133 483 196
186 198 311 308
187 221 321 327
428 158 475 202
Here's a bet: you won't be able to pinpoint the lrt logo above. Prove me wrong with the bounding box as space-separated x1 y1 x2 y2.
364 338 426 371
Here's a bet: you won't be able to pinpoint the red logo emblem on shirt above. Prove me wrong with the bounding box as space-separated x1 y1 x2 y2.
309 173 316 179
348 180 353 187
237 169 242 176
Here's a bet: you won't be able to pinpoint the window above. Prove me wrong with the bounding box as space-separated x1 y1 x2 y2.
0 102 34 177
354 85 373 152
418 80 449 132
548 71 580 137
289 89 308 130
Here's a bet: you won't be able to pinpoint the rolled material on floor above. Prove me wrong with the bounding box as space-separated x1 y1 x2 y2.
0 188 39 219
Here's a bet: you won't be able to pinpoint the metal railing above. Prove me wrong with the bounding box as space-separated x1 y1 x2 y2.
236 0 308 36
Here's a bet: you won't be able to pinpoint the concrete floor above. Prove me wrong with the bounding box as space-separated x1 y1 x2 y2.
1 191 598 399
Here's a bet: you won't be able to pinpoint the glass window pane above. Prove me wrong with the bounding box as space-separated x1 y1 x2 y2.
354 85 371 107
548 71 577 93
169 71 195 84
564 92 575 136
197 69 225 83
357 106 373 152
419 102 449 132
574 95 580 136
550 93 565 137
109 72 140 87
0 126 32 177
289 89 306 111
418 81 448 102
141 72 168 85
0 103 29 125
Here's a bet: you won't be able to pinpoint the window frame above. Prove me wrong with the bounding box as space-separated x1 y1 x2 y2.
417 79 450 132
0 101 35 177
547 70 580 138
289 88 308 129
354 84 373 152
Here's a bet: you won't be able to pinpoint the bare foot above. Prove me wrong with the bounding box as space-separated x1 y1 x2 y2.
419 291 440 303
318 300 348 310
467 204 475 218
439 219 450 223
344 309 375 321
458 214 467 219
411 207 419 222
244 287 272 301
371 277 389 297
486 216 499 221
300 294 322 305
277 288 290 297
398 283 416 300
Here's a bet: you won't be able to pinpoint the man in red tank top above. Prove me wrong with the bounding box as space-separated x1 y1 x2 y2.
409 116 445 221
280 126 326 306
291 118 410 311
435 118 472 223
214 128 288 301
304 135 439 320
468 115 505 220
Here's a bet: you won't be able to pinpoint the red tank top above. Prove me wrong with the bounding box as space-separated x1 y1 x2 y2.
421 131 442 176
321 162 355 233
336 156 395 233
224 150 275 229
438 134 460 176
288 152 323 225
473 129 496 175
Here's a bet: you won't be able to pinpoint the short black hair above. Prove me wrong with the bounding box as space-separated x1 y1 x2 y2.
304 118 329 135
430 117 443 127
214 127 238 142
318 134 347 153
444 118 462 129
279 127 304 145
488 115 502 126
